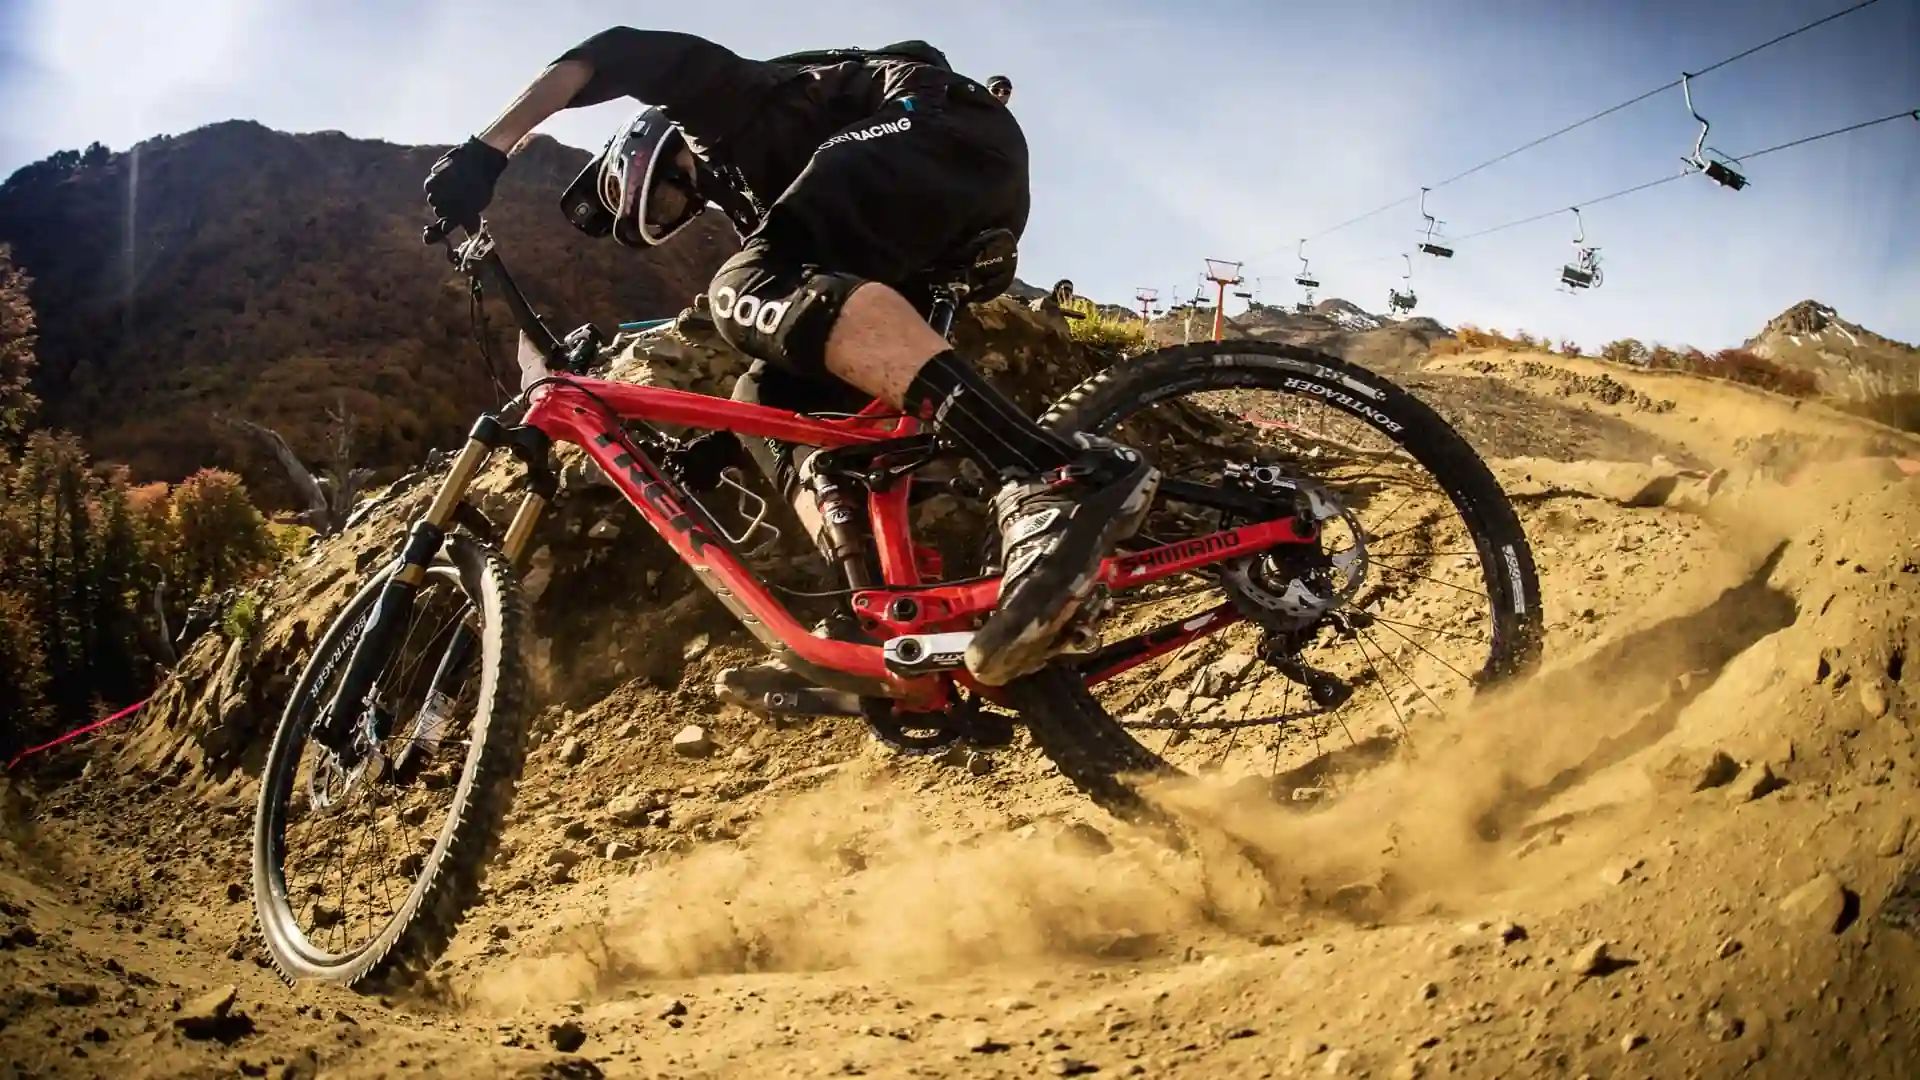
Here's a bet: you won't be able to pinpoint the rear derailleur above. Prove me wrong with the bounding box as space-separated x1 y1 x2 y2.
1218 463 1370 712
1258 629 1355 713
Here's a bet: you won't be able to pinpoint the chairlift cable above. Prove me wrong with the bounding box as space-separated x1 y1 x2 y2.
1283 0 1886 248
1430 0 1888 190
1731 105 1920 161
1296 102 1913 283
1452 175 1686 242
1452 104 1918 242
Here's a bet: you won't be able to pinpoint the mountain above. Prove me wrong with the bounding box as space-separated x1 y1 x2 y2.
1745 299 1919 400
1147 296 1454 374
0 121 733 505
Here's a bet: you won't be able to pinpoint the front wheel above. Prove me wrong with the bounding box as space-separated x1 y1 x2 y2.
1008 340 1545 819
251 533 531 988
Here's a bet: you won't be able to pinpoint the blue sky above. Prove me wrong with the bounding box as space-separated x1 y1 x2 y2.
1 0 1914 349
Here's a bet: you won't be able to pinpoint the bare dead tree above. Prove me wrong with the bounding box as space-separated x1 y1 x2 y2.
151 571 178 668
216 395 373 536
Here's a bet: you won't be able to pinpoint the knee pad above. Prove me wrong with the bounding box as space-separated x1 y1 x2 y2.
708 247 866 375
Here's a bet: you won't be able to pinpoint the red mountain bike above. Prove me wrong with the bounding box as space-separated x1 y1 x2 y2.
251 219 1544 987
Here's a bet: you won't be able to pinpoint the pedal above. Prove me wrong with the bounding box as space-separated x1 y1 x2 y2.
882 632 974 675
1053 624 1103 657
749 687 862 718
714 672 862 718
1050 585 1112 658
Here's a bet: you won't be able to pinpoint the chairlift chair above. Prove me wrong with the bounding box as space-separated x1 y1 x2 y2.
1681 73 1749 191
1386 253 1418 314
1417 187 1456 258
1293 239 1321 290
1557 207 1603 291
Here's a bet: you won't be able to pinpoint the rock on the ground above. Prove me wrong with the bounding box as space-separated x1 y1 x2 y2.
672 725 715 758
1860 679 1890 718
174 985 248 1041
606 790 659 825
1054 822 1114 857
1572 940 1619 976
549 1019 588 1052
557 736 585 766
1651 747 1741 793
1779 872 1853 934
1877 817 1911 857
1732 762 1788 802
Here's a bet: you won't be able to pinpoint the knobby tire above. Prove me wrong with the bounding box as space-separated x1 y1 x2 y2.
1004 340 1546 821
251 534 531 988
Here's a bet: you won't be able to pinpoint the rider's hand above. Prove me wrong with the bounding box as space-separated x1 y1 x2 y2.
424 137 510 228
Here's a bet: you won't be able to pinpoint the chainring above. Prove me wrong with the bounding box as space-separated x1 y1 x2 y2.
860 693 1015 755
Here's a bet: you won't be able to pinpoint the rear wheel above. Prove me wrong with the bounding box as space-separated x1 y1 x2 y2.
1005 340 1544 819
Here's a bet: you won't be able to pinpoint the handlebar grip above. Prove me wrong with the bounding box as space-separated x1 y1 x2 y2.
421 216 479 246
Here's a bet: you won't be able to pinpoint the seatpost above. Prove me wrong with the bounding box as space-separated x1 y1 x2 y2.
926 287 961 339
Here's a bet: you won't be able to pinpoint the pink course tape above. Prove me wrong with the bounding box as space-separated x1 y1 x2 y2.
5 698 149 772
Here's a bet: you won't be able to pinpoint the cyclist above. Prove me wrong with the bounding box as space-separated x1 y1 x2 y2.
422 29 1159 692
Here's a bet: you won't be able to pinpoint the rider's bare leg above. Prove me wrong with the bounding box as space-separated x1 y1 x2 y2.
819 283 948 403
759 282 1065 552
822 283 1091 483
811 281 1159 685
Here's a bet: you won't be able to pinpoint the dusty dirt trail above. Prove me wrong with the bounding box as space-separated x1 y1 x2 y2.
5 347 1920 1080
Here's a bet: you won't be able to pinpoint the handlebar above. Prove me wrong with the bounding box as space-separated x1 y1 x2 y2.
424 217 564 362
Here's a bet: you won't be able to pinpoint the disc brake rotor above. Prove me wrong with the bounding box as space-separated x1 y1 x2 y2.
1218 465 1369 634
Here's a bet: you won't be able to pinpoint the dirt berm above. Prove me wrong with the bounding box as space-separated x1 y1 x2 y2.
3 333 1919 1080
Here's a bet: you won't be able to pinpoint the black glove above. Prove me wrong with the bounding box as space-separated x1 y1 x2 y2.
423 137 510 228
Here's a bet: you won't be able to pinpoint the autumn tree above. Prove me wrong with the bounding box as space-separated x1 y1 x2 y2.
1600 339 1648 366
0 590 49 732
0 245 37 442
0 250 285 761
168 468 279 598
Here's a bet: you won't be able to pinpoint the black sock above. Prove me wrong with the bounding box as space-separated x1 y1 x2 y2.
903 350 1074 477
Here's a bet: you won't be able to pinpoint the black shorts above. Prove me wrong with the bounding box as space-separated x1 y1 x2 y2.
714 85 1031 413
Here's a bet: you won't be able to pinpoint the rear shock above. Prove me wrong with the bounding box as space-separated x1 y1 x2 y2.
809 468 877 589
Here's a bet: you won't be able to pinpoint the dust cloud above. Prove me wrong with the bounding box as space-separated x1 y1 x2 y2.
466 527 1800 1013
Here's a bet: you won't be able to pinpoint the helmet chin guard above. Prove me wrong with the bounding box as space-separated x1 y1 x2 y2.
559 106 707 246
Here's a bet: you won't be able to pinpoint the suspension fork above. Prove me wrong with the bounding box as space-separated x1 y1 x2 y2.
312 413 553 756
409 479 551 729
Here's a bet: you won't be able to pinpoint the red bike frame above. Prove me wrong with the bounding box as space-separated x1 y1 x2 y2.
517 373 1320 708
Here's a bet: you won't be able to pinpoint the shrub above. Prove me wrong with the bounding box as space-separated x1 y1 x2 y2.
1691 348 1820 398
1067 309 1152 354
221 592 260 643
1600 339 1649 366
